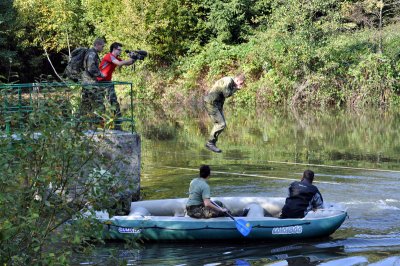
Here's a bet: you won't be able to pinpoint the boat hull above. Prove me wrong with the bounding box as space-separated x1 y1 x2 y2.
98 197 347 241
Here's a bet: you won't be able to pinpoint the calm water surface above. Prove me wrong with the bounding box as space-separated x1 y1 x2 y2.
76 105 400 265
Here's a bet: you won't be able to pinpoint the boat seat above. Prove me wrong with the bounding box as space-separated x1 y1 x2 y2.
128 206 151 217
174 209 186 217
245 203 265 218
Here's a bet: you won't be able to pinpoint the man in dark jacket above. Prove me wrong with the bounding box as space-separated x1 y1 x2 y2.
280 170 324 218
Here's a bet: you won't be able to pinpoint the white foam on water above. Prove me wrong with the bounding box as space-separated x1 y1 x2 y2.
317 256 368 266
315 236 400 251
376 200 400 210
342 201 376 205
368 256 400 266
265 261 288 266
354 233 400 239
340 200 400 210
386 199 400 203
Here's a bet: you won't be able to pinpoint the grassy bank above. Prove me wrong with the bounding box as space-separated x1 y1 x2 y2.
118 23 400 109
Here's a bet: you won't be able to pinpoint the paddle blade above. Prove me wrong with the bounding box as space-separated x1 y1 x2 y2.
235 219 252 237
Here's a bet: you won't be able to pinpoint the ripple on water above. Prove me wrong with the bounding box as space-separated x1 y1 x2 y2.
318 256 369 266
368 256 400 266
315 235 400 254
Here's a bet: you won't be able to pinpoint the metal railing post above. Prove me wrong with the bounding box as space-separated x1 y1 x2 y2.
130 82 134 134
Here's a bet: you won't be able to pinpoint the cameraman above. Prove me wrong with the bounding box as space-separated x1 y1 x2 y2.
98 42 134 130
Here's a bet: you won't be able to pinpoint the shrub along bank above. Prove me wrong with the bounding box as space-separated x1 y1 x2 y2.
125 23 400 109
2 0 400 109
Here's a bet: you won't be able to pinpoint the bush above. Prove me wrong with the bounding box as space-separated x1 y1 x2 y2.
0 91 134 264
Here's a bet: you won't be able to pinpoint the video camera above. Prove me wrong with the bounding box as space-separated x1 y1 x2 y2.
125 50 148 61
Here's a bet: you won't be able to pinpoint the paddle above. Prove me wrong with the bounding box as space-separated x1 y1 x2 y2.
211 200 252 237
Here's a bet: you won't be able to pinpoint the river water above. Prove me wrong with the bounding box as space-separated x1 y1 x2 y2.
75 105 400 265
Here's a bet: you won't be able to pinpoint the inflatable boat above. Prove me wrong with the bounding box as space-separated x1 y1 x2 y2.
96 197 347 241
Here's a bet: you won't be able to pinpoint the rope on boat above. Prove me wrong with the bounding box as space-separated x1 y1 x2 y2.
253 222 311 228
106 223 240 231
157 166 341 185
106 222 314 231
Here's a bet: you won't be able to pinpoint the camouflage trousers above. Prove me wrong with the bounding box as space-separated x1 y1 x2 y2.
204 101 226 144
186 201 226 218
81 84 106 120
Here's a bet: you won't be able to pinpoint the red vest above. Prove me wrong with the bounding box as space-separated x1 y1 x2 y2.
97 53 121 81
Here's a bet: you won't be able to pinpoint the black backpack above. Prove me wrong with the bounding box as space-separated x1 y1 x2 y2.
63 47 88 81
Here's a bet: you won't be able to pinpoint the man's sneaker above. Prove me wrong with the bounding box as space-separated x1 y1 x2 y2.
205 142 222 153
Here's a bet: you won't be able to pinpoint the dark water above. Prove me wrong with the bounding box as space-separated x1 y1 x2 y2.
75 105 400 265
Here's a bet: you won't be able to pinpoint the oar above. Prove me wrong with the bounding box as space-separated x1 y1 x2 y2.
211 200 252 237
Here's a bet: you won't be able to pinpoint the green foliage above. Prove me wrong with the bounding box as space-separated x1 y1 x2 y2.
0 0 18 82
205 0 254 43
84 0 205 62
13 0 93 50
347 53 396 107
2 0 400 106
0 89 134 264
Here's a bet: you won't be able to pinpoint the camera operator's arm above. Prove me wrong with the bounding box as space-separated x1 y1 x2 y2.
111 57 134 67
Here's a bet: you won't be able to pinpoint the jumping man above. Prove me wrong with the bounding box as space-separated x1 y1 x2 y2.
204 73 245 153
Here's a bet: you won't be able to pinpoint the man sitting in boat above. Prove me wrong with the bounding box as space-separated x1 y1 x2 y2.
280 169 324 218
186 165 229 218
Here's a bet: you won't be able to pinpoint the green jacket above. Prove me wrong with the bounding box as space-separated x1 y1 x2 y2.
82 48 102 84
204 77 237 106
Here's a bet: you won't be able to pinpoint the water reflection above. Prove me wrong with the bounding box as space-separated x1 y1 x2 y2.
74 105 400 265
73 241 345 265
73 235 400 265
138 104 400 170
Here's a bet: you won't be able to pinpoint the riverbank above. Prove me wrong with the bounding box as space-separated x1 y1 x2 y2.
120 23 400 109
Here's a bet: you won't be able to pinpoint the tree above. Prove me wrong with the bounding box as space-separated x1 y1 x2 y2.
11 0 94 80
205 0 254 44
342 0 400 53
83 0 205 63
0 0 19 82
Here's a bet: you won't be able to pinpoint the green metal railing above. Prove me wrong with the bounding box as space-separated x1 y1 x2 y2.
0 81 135 135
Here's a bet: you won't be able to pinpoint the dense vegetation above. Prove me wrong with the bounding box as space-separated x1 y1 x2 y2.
1 1 400 264
1 0 400 108
0 88 138 264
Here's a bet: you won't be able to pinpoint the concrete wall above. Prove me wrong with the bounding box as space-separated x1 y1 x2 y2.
90 130 141 202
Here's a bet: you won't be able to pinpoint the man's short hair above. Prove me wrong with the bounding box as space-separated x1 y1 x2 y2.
235 73 245 81
110 42 123 52
94 38 105 46
199 165 211 178
303 170 314 183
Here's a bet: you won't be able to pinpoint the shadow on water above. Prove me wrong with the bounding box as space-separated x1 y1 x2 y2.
72 234 400 265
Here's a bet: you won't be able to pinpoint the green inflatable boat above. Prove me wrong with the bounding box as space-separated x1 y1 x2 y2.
96 197 347 241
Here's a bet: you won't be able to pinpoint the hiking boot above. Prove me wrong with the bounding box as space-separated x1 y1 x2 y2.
205 141 222 153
